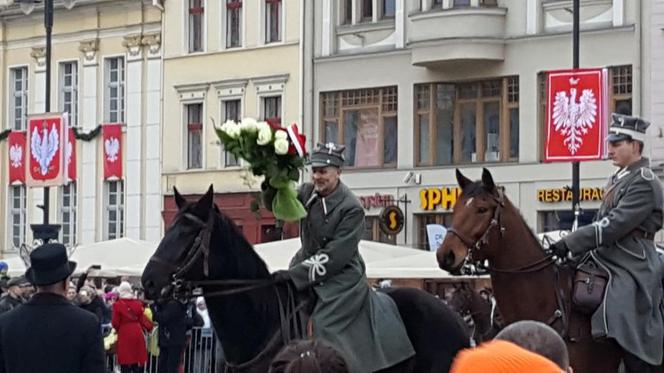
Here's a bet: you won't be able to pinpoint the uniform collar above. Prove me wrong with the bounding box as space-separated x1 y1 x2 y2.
317 182 347 216
615 157 649 180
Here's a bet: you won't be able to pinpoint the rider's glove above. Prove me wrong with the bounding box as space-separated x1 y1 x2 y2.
272 270 292 284
550 240 570 259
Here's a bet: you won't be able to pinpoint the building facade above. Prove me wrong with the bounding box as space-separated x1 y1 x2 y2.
160 0 302 243
0 0 163 254
306 0 646 250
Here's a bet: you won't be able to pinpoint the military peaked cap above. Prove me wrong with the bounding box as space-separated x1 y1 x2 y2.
307 142 346 168
606 113 650 143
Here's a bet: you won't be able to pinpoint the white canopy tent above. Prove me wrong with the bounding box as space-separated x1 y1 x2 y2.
1 237 473 279
2 238 158 277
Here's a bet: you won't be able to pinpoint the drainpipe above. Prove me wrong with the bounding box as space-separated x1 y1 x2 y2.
634 0 642 117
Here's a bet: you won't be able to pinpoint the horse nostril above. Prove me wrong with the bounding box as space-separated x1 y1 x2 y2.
443 251 456 269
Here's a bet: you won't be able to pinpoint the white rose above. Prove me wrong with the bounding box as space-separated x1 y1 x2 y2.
257 121 271 132
221 120 236 134
274 138 289 155
226 122 241 139
240 118 258 133
274 129 288 140
256 127 273 146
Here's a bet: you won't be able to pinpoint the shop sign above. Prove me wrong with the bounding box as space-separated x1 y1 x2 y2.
537 187 604 203
419 187 461 211
379 205 404 235
359 193 395 210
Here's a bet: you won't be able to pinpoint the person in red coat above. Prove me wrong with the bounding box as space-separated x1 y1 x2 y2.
112 282 153 373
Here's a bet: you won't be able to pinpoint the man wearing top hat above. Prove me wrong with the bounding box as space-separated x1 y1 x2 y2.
551 114 664 372
0 243 105 373
266 142 415 373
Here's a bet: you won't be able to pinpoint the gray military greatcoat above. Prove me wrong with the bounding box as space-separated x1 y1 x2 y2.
288 182 415 373
562 158 664 365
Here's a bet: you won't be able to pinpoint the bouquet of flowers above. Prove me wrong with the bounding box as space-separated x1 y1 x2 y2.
215 118 307 221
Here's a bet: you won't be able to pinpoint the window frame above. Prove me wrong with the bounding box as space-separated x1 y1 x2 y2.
59 182 77 247
221 98 242 168
381 0 396 19
224 0 243 48
9 185 27 251
415 77 519 166
9 66 29 131
104 56 125 124
59 61 79 127
188 0 205 53
104 180 125 240
185 103 204 170
320 86 398 169
261 95 282 126
265 0 283 44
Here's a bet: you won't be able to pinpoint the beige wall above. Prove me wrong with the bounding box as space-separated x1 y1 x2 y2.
161 0 302 196
0 0 163 253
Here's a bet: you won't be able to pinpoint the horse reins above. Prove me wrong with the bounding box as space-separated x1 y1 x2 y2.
446 188 568 335
148 210 308 372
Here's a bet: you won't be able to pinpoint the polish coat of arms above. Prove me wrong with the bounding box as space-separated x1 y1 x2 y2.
105 137 120 162
552 77 598 155
10 144 23 168
30 123 60 175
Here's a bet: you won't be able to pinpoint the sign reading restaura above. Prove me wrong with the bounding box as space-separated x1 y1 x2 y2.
545 68 608 162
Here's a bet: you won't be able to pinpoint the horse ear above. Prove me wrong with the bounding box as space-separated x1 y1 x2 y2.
174 187 187 210
198 185 214 210
455 169 472 190
481 168 496 191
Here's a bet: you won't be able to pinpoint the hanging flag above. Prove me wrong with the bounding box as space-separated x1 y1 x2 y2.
8 131 26 185
103 124 123 180
67 127 77 182
544 68 608 162
26 113 66 187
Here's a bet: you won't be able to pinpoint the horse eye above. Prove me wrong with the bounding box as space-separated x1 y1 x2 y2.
477 207 489 214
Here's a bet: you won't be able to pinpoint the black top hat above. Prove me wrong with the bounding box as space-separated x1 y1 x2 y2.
606 113 650 143
25 243 77 286
307 142 346 168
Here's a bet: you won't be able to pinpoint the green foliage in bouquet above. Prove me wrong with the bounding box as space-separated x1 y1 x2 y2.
215 118 307 222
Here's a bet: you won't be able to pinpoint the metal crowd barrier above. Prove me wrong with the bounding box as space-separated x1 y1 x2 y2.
109 327 223 373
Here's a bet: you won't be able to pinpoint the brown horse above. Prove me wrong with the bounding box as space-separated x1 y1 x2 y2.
436 168 663 373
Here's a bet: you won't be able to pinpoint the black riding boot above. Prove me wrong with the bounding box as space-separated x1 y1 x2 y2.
623 352 653 373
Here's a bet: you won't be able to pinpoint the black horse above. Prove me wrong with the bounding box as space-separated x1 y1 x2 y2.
141 186 469 373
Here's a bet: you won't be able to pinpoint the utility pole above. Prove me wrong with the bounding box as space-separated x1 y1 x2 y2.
571 0 581 231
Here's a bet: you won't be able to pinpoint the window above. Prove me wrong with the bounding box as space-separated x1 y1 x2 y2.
222 100 240 167
60 183 77 247
416 213 453 251
342 0 353 24
9 67 28 131
262 96 282 126
105 57 125 123
433 0 443 7
416 77 519 166
9 185 26 250
382 0 395 18
59 62 78 127
265 0 282 43
610 65 632 115
537 210 597 233
226 0 242 48
261 224 282 243
105 181 124 240
189 0 204 52
364 216 397 244
186 103 203 169
453 0 471 7
321 87 397 168
362 0 373 20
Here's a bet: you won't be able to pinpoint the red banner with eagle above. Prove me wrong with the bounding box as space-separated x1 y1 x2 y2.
26 113 66 187
544 68 608 162
103 124 123 180
8 131 26 185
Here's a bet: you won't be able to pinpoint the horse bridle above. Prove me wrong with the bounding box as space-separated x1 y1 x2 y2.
445 188 567 336
148 210 308 372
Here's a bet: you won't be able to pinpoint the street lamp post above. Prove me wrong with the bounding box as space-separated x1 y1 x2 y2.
18 0 60 243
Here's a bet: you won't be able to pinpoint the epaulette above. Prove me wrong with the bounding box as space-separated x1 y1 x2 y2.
640 167 655 181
